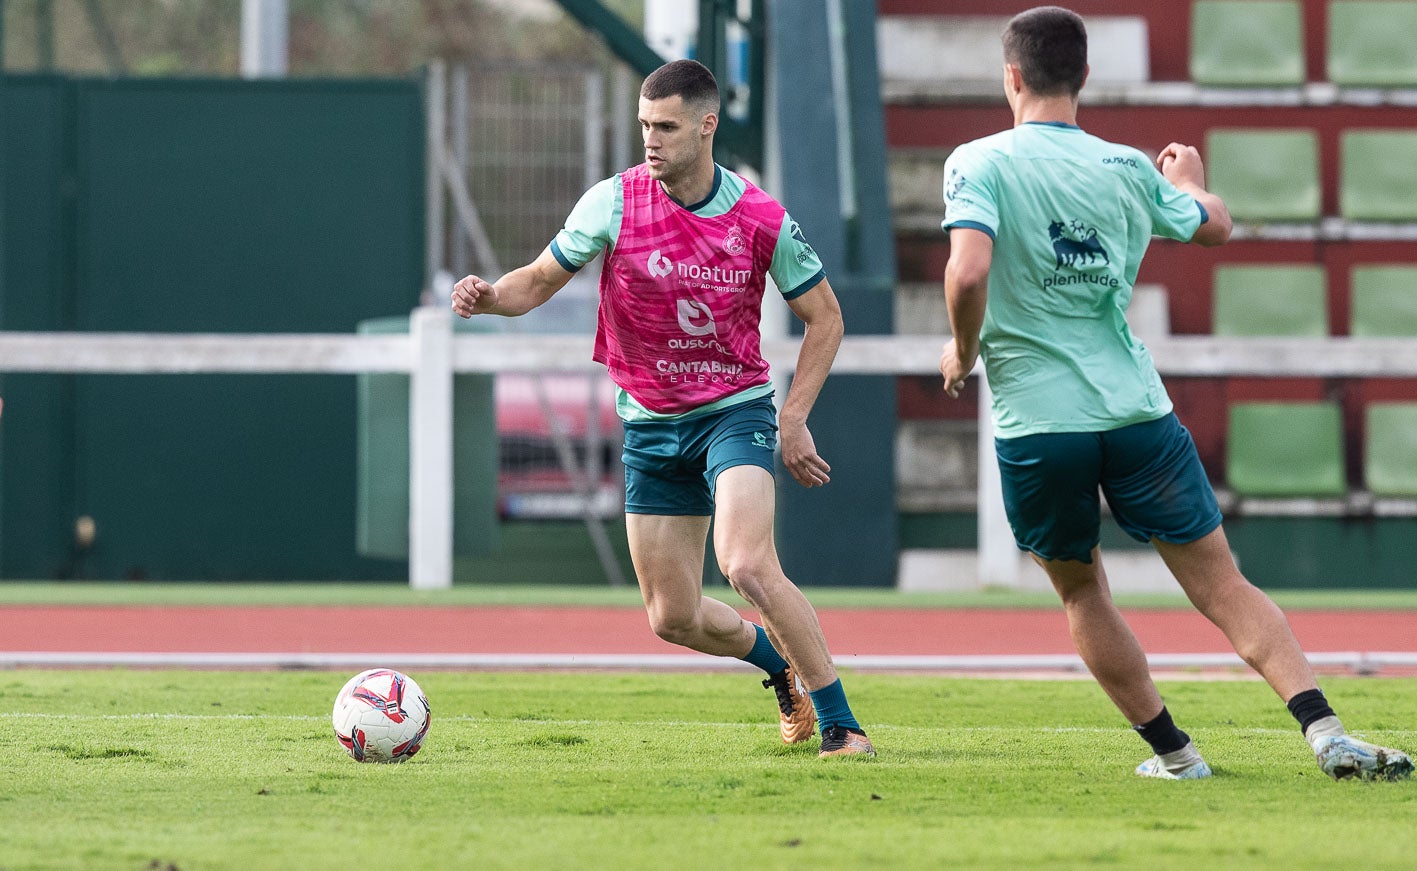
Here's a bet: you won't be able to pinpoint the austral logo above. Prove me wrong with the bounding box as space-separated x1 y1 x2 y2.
676 299 717 337
647 249 674 278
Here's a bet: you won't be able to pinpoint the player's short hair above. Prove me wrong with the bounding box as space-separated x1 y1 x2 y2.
641 59 720 117
1003 6 1088 97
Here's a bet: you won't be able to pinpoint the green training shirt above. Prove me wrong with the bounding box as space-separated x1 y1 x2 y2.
550 164 826 421
942 122 1207 438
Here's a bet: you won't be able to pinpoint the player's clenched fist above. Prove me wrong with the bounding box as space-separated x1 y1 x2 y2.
451 274 498 318
1156 142 1205 189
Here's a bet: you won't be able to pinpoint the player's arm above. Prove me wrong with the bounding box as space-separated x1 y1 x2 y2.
455 177 615 318
1158 142 1232 248
941 227 993 398
451 246 574 318
781 279 844 488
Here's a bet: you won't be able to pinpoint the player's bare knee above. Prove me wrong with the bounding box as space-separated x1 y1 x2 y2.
720 560 771 608
729 570 799 619
645 607 699 646
723 574 764 609
647 614 697 646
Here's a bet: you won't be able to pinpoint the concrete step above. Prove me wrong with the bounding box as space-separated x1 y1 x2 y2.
898 547 1189 594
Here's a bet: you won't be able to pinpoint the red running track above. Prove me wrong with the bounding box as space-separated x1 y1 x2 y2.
2 605 1415 656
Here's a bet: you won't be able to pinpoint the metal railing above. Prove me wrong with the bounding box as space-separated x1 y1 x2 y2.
4 328 1417 588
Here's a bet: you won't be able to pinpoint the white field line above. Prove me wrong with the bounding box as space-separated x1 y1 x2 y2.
11 712 1414 740
3 651 1417 672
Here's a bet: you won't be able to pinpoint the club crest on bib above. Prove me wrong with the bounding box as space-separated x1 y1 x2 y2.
722 227 746 255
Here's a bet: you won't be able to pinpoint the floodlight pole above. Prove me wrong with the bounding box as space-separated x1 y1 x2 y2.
36 0 54 69
240 0 288 78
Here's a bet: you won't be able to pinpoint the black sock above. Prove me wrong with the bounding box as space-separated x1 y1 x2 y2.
1133 706 1190 756
1286 688 1337 734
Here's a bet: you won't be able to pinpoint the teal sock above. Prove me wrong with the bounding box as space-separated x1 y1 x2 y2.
741 624 789 675
808 679 860 731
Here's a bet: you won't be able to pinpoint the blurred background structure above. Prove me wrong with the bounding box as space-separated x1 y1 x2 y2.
2 0 1416 590
882 0 1417 592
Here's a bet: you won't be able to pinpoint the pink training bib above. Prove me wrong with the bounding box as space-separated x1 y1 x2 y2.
594 165 784 414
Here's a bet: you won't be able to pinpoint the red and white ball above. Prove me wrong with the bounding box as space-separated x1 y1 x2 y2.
332 668 431 763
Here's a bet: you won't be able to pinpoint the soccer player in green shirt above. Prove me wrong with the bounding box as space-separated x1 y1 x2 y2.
940 6 1411 781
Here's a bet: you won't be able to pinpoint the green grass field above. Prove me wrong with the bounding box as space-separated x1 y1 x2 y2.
2 670 1414 870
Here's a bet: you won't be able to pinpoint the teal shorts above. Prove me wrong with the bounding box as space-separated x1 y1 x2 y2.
621 396 778 516
994 412 1222 564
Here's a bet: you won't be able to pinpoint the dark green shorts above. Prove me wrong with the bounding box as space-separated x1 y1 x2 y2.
994 412 1222 563
621 396 778 516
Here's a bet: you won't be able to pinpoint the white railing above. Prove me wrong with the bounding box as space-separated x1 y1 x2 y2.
3 322 1417 589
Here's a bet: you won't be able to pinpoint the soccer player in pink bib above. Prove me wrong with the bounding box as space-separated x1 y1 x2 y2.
452 59 873 758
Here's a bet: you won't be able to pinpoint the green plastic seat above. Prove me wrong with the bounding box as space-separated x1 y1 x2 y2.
1350 266 1417 337
1212 264 1328 336
1328 1 1417 87
1340 130 1417 221
1206 129 1320 222
1365 403 1417 496
1227 402 1346 497
1191 1 1305 85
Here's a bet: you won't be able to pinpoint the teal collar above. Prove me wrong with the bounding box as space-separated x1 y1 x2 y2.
669 164 723 212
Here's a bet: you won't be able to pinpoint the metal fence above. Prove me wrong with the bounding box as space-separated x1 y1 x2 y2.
427 60 640 583
460 63 603 279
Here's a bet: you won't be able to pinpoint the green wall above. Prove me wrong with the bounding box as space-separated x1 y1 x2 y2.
901 511 1417 589
1 75 424 579
1 76 78 577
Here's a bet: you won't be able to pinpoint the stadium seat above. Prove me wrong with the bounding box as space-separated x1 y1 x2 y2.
1364 403 1417 497
1206 129 1320 222
1328 1 1417 87
1190 1 1305 85
1350 265 1417 337
1226 402 1346 497
1340 130 1417 221
1212 264 1328 336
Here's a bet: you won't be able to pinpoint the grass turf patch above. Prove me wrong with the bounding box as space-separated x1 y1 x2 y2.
0 671 1414 869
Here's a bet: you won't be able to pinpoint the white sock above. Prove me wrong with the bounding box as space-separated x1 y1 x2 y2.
1158 740 1205 774
1304 715 1346 751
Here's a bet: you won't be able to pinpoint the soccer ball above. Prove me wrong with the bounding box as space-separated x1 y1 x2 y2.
332 668 431 763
